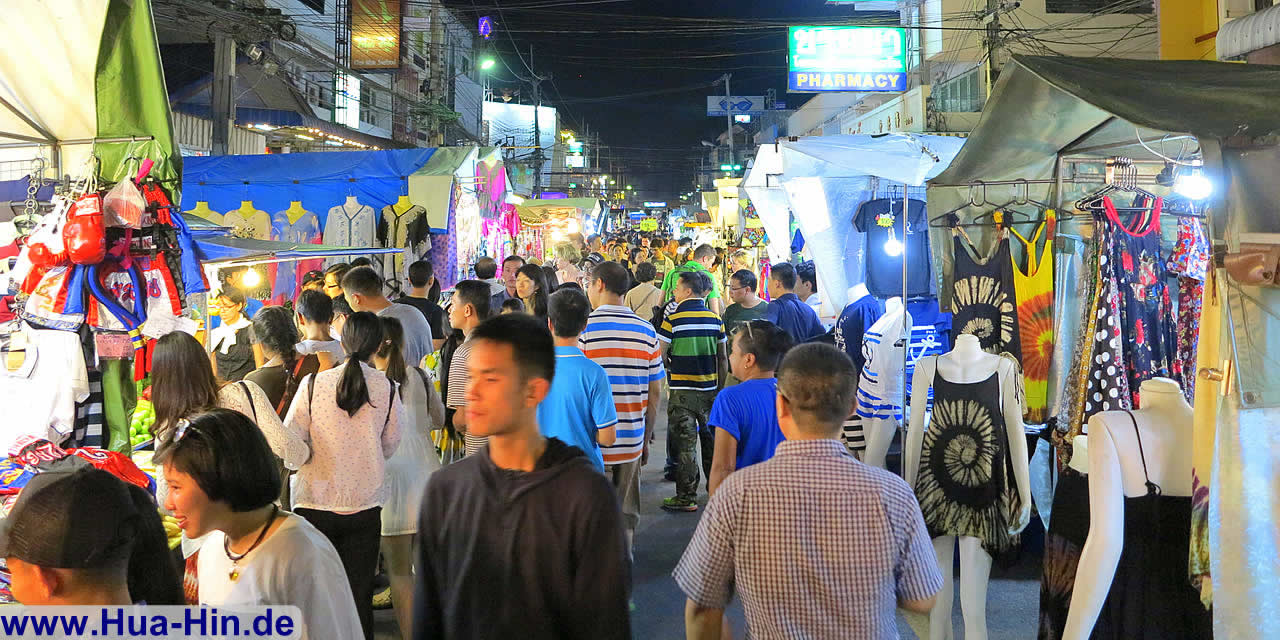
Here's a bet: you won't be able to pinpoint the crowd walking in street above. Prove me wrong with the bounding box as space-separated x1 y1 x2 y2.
4 232 944 640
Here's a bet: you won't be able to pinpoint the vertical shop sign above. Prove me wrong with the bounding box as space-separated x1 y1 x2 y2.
352 0 402 70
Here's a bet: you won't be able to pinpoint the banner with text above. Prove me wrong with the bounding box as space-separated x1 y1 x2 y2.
787 26 907 93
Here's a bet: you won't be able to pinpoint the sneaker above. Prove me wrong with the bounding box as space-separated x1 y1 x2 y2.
372 586 392 610
662 496 698 512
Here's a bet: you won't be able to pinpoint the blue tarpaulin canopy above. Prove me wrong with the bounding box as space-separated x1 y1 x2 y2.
180 149 438 226
194 236 400 265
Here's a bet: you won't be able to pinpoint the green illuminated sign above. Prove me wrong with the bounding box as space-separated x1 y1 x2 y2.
719 164 732 171
787 26 907 93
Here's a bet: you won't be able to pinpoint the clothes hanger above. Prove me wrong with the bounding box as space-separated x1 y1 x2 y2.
928 183 983 228
395 177 412 210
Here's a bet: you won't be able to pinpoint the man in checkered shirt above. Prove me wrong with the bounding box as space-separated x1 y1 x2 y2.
673 342 943 639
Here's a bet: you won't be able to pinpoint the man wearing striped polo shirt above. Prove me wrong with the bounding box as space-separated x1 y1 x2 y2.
657 270 727 512
582 261 665 554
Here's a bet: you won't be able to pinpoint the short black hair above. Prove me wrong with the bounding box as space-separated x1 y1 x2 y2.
555 281 583 292
331 294 354 317
548 287 592 337
591 261 631 296
634 262 657 283
797 260 817 293
503 255 527 268
301 270 324 289
501 298 525 313
217 287 246 306
777 343 857 430
296 289 333 323
351 257 374 269
407 260 435 288
470 313 556 382
474 256 498 280
731 269 757 292
341 266 384 298
452 280 492 319
155 408 281 512
693 244 716 261
732 320 794 371
324 263 351 279
677 269 711 297
771 262 797 290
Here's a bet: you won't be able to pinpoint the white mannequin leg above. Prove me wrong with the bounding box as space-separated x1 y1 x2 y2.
928 536 956 640
863 416 898 469
957 536 993 640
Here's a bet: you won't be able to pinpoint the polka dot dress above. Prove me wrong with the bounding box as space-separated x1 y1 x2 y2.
1082 235 1132 418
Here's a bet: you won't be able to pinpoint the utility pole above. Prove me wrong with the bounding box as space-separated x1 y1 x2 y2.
211 35 236 155
720 73 733 171
984 0 1002 89
524 45 551 198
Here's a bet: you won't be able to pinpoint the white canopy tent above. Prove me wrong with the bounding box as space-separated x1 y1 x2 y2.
768 133 965 315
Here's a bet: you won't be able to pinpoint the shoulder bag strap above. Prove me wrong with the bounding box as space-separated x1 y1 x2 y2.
238 381 258 423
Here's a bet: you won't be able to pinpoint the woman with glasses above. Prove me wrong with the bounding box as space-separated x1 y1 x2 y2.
159 409 362 639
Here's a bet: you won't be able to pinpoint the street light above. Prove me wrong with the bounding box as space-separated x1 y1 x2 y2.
626 185 633 190
480 58 496 70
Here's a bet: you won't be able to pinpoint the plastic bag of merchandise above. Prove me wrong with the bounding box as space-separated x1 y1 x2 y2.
103 177 145 228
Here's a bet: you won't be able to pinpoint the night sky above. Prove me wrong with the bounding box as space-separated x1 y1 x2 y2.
446 0 893 198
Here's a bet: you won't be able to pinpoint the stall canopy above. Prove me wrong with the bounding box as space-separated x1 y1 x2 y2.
741 144 792 264
926 55 1280 638
180 149 438 226
0 0 180 185
408 146 477 233
775 134 966 315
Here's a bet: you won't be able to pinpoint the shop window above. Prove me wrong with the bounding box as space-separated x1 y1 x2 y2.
932 70 983 113
1045 0 1151 13
360 84 374 125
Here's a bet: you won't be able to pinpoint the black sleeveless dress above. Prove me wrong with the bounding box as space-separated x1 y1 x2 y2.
1090 411 1211 639
951 229 1022 361
914 359 1021 557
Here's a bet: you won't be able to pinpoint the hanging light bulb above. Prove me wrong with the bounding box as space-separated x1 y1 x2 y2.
883 228 903 257
241 268 263 288
1174 167 1212 200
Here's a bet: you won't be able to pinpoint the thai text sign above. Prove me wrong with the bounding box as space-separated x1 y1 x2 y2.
352 0 401 69
788 26 906 92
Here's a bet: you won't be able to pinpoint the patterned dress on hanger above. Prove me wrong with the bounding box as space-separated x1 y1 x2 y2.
1103 196 1175 408
914 356 1025 558
1010 210 1055 424
1165 214 1209 402
951 227 1022 361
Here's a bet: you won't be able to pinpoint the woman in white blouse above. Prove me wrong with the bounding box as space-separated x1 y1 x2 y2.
158 408 362 639
285 311 403 639
372 315 444 638
151 331 311 601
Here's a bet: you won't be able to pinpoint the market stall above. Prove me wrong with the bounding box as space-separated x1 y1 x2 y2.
180 146 515 295
513 198 604 260
924 55 1280 640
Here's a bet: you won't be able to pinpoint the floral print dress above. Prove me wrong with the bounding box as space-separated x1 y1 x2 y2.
1103 196 1175 407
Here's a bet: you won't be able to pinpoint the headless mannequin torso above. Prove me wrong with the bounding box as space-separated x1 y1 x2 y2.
861 296 909 468
905 334 1031 640
847 282 869 303
1061 377 1194 639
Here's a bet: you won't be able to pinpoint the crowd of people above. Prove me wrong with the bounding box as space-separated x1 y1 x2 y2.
2 229 944 639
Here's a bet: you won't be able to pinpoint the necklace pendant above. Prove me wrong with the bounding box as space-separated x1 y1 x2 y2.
229 566 240 582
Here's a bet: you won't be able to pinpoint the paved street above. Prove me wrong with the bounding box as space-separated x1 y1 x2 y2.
377 411 1042 639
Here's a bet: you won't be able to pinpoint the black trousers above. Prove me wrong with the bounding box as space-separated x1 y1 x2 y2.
296 506 382 639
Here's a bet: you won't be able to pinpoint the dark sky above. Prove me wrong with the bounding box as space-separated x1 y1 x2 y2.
446 0 894 197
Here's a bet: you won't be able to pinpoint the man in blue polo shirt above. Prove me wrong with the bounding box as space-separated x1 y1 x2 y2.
537 287 618 472
764 262 825 343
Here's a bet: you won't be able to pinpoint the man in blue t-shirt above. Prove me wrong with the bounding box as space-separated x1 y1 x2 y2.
707 320 795 496
537 287 618 472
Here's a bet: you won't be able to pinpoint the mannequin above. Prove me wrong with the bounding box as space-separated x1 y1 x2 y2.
344 194 361 208
1061 377 1207 639
222 200 270 240
285 200 310 224
325 196 376 268
847 282 869 302
392 194 414 212
1068 434 1089 475
184 201 222 224
857 296 910 469
905 334 1031 640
